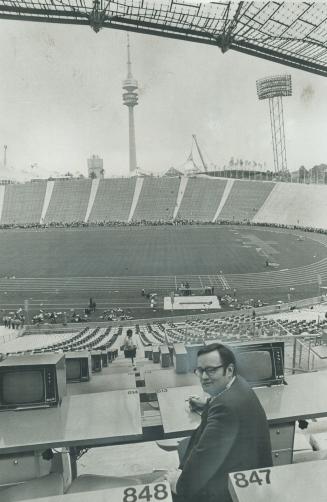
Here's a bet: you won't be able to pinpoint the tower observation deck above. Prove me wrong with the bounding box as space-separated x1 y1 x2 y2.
122 35 138 174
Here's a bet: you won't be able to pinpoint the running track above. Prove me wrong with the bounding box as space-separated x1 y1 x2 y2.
0 256 326 293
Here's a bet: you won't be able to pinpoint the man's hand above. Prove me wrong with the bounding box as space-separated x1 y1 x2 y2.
188 395 207 412
164 468 182 494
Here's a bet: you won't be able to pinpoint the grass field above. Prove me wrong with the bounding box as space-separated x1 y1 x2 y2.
0 225 324 277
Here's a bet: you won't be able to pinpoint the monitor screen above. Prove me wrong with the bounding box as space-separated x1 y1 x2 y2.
236 351 273 382
1 370 44 404
66 359 81 380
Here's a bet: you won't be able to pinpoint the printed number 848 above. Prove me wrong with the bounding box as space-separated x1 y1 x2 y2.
123 483 170 502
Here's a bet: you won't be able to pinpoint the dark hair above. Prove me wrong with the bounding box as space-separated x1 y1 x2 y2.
126 329 133 337
197 343 237 375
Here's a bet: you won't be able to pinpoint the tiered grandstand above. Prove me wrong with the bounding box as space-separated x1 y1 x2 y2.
217 180 275 222
44 179 92 223
1 177 327 230
88 178 136 222
0 182 47 224
176 177 227 221
133 177 179 221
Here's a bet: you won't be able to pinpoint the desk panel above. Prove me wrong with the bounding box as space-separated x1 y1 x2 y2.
144 369 198 392
254 372 327 423
228 459 327 502
157 385 203 436
22 482 172 502
0 390 142 454
67 374 136 395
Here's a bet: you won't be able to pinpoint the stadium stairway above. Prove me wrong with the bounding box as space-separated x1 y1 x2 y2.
128 177 144 222
40 181 54 223
84 178 100 222
0 185 5 221
173 176 188 220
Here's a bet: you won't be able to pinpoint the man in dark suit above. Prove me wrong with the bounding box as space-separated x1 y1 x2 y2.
166 343 272 502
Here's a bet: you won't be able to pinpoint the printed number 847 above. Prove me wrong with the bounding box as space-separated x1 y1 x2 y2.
233 469 271 488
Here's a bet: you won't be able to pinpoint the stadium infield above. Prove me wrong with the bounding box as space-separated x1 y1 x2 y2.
0 224 326 319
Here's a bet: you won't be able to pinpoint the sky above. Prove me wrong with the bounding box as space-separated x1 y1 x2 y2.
0 11 326 180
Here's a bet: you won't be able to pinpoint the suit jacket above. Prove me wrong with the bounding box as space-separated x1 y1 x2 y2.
175 375 272 502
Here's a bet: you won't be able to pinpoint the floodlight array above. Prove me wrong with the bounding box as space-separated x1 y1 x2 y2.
256 75 292 100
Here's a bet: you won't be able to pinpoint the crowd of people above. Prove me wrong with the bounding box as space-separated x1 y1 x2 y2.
0 219 326 235
100 307 134 321
0 298 137 328
2 308 25 329
31 298 98 325
219 293 268 311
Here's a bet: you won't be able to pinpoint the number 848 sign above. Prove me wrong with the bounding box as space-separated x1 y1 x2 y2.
121 482 172 502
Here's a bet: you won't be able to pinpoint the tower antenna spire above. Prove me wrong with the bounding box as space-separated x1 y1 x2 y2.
127 33 132 79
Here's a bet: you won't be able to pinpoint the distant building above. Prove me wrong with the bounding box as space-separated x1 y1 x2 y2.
292 164 327 184
87 155 104 179
0 179 14 185
163 167 183 177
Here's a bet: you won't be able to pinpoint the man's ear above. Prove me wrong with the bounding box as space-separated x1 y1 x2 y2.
226 364 234 377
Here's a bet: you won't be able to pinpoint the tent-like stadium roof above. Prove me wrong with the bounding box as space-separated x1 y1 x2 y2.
1 1 327 77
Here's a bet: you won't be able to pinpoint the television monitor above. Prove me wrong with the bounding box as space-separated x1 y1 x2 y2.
0 354 66 411
91 351 102 373
232 341 284 387
65 351 91 383
101 351 108 367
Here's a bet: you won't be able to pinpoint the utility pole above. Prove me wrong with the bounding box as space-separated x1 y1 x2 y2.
4 145 7 169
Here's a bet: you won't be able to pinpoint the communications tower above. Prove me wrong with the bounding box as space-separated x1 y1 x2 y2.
122 35 138 174
256 75 292 174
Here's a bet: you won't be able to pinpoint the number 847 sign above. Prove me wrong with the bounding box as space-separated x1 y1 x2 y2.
229 469 272 500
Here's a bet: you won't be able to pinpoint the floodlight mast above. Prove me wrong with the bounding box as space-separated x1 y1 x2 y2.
256 75 292 175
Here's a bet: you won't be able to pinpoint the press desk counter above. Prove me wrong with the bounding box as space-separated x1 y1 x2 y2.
2 480 172 502
228 459 327 502
255 371 327 423
143 368 198 392
66 373 136 395
0 390 142 454
20 482 172 502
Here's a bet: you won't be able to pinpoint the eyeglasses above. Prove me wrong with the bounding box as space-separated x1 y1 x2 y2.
194 365 224 377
